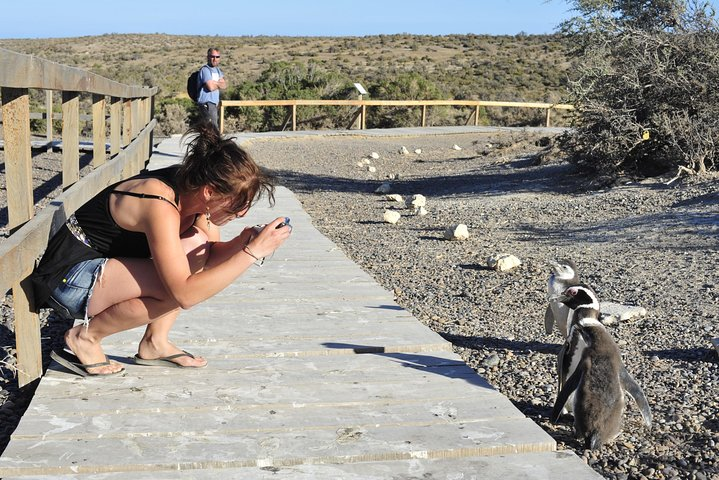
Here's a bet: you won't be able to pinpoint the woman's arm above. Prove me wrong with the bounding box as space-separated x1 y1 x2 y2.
146 208 288 309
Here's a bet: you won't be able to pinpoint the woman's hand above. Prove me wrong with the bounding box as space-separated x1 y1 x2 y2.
245 217 291 259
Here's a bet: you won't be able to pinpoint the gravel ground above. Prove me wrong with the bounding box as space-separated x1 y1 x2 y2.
1 130 717 479
245 130 718 480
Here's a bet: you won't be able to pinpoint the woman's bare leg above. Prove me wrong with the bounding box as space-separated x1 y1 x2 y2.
65 227 210 374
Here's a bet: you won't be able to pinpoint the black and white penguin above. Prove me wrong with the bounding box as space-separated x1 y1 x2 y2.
551 286 653 449
554 283 597 414
545 259 580 337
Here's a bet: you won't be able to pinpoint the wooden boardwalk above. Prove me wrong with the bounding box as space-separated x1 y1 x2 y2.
0 129 603 479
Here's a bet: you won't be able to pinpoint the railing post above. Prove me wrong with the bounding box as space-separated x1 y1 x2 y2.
14 277 42 387
545 108 551 127
219 103 225 134
421 105 427 127
61 91 80 190
110 96 121 157
475 105 480 126
1 87 34 230
45 90 53 151
92 94 106 167
361 104 366 129
122 98 132 147
292 104 296 131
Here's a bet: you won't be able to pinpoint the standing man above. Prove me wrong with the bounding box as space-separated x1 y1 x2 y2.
197 47 227 129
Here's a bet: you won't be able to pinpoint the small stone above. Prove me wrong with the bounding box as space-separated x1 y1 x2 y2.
367 166 376 173
386 194 403 203
417 206 428 216
399 146 409 155
452 144 462 151
482 353 500 367
487 253 522 272
405 194 426 210
444 224 469 241
414 148 422 154
383 210 401 224
370 152 380 159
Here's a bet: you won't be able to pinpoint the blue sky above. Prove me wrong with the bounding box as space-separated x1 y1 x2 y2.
2 0 579 39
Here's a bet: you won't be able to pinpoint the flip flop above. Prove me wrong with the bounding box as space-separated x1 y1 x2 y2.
50 348 125 377
133 350 207 368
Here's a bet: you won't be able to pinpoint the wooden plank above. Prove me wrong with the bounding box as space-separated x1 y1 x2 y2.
0 417 554 476
110 96 121 156
13 277 41 387
92 94 106 167
61 91 79 189
0 48 157 99
0 453 602 479
1 87 33 230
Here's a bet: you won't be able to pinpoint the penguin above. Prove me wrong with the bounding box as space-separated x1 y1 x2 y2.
550 314 652 449
554 283 597 414
551 286 653 448
551 315 625 449
545 259 579 337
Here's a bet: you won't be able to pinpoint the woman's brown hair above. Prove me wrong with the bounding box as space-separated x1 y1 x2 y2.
178 123 275 212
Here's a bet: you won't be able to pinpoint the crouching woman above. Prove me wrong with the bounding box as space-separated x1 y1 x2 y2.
30 123 290 376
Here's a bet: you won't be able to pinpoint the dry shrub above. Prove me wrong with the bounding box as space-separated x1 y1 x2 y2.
558 0 719 181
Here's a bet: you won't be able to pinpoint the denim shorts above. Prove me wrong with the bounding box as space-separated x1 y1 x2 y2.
47 258 107 323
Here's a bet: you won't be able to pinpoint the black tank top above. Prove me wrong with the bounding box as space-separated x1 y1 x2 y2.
30 166 182 310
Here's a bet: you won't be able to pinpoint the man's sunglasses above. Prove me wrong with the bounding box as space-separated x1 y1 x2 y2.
209 55 221 58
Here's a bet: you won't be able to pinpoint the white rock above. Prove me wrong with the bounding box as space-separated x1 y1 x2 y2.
452 144 462 151
356 161 365 167
414 148 422 154
444 224 469 241
386 194 404 203
487 253 522 272
417 206 428 216
388 173 400 180
600 302 648 324
405 194 427 209
375 182 392 194
383 210 401 224
370 152 380 159
367 166 376 173
362 158 372 165
399 146 409 155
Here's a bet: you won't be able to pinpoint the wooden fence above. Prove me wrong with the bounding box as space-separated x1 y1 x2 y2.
219 99 574 133
0 48 158 387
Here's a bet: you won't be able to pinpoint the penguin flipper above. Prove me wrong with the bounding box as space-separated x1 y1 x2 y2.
620 367 652 426
551 366 583 423
544 304 555 335
557 341 568 388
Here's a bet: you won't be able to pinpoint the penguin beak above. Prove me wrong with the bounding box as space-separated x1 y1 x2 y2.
548 292 569 303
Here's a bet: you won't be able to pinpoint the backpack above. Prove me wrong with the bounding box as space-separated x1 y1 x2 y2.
186 68 202 102
187 65 222 102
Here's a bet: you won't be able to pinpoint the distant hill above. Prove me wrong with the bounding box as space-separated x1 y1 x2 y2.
0 33 571 103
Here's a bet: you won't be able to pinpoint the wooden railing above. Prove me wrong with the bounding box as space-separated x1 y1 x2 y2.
0 48 158 387
219 99 574 133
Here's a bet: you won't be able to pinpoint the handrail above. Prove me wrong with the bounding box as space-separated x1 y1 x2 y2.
219 99 574 133
1 48 158 386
